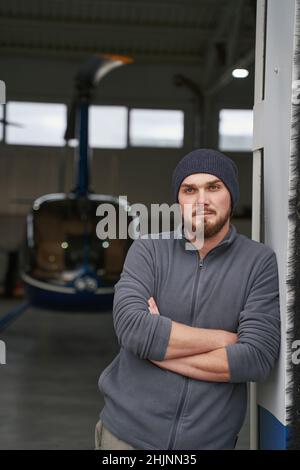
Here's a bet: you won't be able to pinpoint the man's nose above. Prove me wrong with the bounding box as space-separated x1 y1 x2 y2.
196 189 207 205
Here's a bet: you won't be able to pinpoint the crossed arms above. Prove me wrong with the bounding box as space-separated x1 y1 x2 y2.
147 296 235 382
113 239 281 384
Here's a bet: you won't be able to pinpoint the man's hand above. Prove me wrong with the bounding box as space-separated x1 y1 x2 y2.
148 297 160 315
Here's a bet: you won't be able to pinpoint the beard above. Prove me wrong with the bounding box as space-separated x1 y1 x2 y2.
186 205 232 240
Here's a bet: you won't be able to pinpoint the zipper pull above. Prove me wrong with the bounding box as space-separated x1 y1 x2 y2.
199 257 203 267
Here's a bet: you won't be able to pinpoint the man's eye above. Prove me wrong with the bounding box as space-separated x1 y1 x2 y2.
209 184 220 190
184 188 194 193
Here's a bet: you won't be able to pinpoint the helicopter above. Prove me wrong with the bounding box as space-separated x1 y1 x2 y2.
21 54 138 311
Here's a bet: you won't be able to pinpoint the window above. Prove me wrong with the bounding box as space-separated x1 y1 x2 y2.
129 109 184 148
89 105 127 148
219 109 253 151
6 102 66 146
3 102 185 149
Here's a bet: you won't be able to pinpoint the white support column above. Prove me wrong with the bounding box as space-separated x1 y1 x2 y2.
253 0 296 449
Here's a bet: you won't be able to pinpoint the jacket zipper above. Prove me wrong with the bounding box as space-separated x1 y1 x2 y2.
167 255 204 450
166 228 232 449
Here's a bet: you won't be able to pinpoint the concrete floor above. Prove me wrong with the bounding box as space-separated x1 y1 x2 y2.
0 299 249 450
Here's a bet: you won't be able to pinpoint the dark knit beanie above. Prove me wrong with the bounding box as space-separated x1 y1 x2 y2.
172 148 239 214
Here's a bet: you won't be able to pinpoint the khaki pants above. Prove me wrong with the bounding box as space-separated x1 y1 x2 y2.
95 419 136 450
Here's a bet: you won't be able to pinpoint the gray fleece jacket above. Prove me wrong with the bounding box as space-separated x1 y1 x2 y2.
98 224 281 450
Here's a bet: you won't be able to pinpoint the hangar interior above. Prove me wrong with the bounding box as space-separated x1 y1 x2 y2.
0 0 256 449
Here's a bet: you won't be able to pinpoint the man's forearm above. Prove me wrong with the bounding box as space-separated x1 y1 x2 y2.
147 296 236 361
164 320 237 360
151 348 230 382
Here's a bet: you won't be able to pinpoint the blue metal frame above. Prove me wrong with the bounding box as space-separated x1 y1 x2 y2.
258 406 290 449
75 102 90 197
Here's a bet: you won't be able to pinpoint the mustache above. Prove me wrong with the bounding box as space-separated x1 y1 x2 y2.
192 210 215 216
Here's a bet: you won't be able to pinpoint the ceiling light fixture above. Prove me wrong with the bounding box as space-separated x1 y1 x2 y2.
232 69 249 79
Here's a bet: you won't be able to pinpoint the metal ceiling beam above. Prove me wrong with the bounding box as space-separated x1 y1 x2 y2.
0 0 222 12
204 48 255 96
0 15 215 35
202 4 234 86
0 45 206 65
79 0 220 5
203 0 254 88
0 0 221 31
226 0 245 67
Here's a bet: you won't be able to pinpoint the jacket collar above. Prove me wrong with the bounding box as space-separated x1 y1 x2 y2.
174 223 237 255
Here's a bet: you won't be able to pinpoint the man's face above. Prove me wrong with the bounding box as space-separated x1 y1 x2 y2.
178 173 232 239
